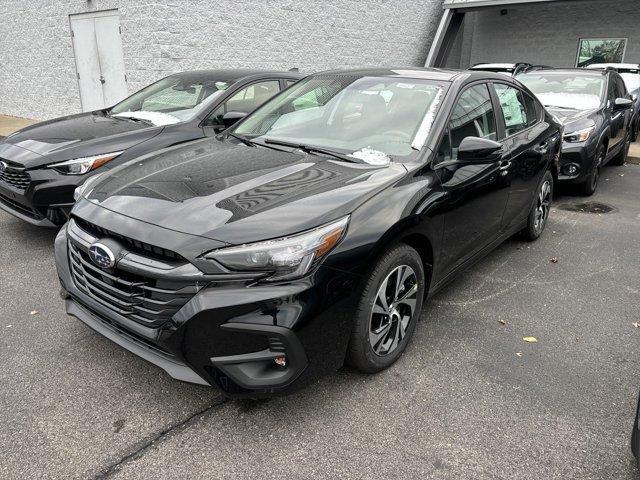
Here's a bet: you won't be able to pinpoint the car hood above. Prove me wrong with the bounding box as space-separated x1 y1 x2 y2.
81 138 408 244
546 107 596 125
0 111 163 168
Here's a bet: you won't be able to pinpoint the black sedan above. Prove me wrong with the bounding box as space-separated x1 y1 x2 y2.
517 68 634 195
55 67 562 397
0 69 302 226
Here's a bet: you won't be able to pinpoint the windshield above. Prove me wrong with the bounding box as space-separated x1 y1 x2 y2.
517 73 604 110
234 75 445 159
620 72 640 93
110 76 232 125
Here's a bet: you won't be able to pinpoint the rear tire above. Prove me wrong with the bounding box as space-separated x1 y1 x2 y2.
580 144 605 196
346 244 425 373
521 170 553 242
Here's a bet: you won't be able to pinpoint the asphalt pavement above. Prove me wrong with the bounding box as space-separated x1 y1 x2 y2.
1 163 639 479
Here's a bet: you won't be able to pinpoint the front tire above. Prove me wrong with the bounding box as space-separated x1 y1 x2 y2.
580 144 605 196
521 170 553 241
346 244 425 373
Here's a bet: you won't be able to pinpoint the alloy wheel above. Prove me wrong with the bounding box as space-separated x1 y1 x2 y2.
534 179 552 234
369 265 419 356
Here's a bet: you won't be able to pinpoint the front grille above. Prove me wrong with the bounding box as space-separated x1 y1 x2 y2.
0 161 30 190
68 240 201 326
73 217 183 262
0 192 42 219
75 296 175 357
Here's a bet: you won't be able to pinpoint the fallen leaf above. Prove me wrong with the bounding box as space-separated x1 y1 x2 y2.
550 257 558 263
633 322 640 328
29 310 39 315
499 319 507 325
619 174 624 177
515 352 523 357
6 325 12 328
523 336 538 343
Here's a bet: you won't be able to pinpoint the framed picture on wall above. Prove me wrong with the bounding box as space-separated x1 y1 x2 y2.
576 38 627 67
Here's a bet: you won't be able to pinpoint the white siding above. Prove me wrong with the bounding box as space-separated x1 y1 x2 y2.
0 0 444 120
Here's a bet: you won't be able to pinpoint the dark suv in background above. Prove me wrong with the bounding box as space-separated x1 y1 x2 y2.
0 69 302 226
55 67 561 397
586 64 640 141
517 67 633 195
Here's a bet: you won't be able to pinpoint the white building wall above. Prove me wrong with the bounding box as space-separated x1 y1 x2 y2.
0 0 444 120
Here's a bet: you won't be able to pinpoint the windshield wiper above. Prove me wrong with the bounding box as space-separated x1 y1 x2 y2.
261 138 356 162
109 113 155 126
544 104 579 110
227 131 255 147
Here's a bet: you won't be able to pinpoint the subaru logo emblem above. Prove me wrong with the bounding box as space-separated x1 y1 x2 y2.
0 161 7 173
89 243 116 269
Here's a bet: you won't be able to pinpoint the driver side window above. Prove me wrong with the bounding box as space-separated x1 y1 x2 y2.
437 83 497 163
204 80 280 126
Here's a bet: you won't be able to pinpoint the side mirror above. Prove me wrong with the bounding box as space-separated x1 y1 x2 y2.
614 98 633 111
222 111 248 129
457 137 503 163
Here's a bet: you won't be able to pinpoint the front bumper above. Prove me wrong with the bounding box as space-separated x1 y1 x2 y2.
557 141 597 184
54 223 360 398
0 164 81 226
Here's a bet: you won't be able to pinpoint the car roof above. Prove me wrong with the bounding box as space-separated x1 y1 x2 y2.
311 67 510 83
167 69 303 83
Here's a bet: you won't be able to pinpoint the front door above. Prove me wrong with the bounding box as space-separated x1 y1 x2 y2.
70 10 128 111
606 75 627 152
434 83 511 273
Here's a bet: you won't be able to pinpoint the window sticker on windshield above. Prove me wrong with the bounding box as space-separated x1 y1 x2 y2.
396 83 416 89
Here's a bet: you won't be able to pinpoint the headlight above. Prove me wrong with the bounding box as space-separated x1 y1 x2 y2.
73 172 106 201
48 151 123 175
205 216 349 281
563 126 595 143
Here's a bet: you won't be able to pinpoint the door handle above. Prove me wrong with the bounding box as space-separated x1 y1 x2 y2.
99 75 106 84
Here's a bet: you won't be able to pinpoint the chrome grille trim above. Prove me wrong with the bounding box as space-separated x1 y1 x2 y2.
66 219 207 327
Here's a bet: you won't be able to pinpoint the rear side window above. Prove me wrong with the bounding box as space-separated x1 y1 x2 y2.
493 84 528 136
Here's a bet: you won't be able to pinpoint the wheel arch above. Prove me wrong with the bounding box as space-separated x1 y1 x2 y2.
364 216 437 298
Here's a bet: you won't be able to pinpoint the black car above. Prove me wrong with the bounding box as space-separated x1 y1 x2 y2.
55 68 562 397
517 68 634 195
0 69 303 226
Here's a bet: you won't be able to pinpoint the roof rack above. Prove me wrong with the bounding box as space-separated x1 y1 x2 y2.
520 64 555 73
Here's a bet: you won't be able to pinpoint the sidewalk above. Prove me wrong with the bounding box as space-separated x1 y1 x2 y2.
0 114 37 138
